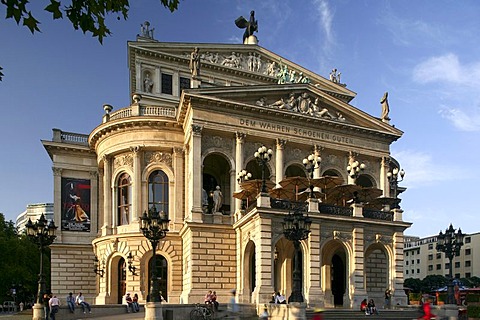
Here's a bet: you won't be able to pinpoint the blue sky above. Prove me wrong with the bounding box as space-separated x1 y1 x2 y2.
1 0 479 237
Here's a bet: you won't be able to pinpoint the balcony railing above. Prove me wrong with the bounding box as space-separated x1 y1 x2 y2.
363 208 393 221
52 129 88 146
108 105 176 121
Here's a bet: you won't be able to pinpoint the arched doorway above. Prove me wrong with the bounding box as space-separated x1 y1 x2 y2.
322 240 347 307
331 254 345 306
203 154 231 214
148 255 168 301
243 240 256 302
356 174 374 187
117 258 127 304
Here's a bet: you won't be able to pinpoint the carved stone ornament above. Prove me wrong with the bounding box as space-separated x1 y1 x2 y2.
203 135 232 153
114 153 134 170
146 151 173 168
272 220 284 235
111 238 119 252
52 167 62 176
191 124 203 136
323 154 338 166
333 230 352 241
236 131 246 142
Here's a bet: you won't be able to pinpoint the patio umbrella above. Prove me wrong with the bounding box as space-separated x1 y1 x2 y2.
279 176 311 190
296 189 325 201
240 179 275 193
364 197 401 210
311 176 344 191
233 189 257 209
325 184 362 206
355 187 383 203
269 187 297 201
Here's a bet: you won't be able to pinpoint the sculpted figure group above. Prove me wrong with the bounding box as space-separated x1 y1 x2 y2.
258 92 345 121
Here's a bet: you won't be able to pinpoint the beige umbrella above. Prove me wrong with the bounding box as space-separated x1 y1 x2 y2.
355 187 383 203
279 176 311 190
325 184 362 206
296 188 325 201
269 187 297 201
311 176 344 191
233 189 257 210
240 179 275 193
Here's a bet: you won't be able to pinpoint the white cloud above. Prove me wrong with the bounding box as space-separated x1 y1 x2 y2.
393 149 467 187
412 53 480 131
313 0 334 45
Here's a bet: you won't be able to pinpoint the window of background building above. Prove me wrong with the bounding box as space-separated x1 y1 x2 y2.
417 259 420 264
466 272 471 278
161 73 173 95
417 249 420 254
466 261 471 267
406 261 409 265
428 254 433 260
436 253 442 259
428 244 433 250
412 260 415 265
445 263 450 269
417 269 420 274
406 270 409 275
455 273 460 279
428 265 433 271
406 252 409 256
465 237 471 244
455 262 460 268
436 264 441 270
412 269 415 274
466 248 471 255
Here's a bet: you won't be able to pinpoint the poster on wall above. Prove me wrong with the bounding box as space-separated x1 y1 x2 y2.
61 178 91 232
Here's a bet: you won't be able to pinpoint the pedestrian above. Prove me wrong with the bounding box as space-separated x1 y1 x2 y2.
48 295 60 320
228 289 239 319
43 293 50 320
384 289 392 309
125 292 133 313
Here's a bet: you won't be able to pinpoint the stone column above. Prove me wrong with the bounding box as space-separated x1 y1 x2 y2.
275 139 286 185
129 146 142 222
173 147 185 228
351 227 367 308
252 216 275 304
306 223 323 306
381 157 390 197
392 232 408 306
101 155 112 236
189 125 203 222
235 132 246 212
89 171 98 233
52 167 63 242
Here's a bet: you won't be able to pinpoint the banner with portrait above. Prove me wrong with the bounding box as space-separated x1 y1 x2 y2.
61 178 91 232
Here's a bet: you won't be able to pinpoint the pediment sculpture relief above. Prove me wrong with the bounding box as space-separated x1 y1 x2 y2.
255 92 346 122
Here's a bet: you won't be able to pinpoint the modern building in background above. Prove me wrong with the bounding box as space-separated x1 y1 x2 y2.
40 22 411 310
16 203 54 235
404 233 480 280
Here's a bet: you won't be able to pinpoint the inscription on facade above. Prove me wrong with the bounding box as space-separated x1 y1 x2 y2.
239 118 354 144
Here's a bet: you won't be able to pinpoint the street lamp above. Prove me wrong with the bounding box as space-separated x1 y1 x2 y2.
237 169 252 184
93 256 105 277
282 208 312 302
387 167 405 200
140 206 170 302
303 153 321 198
127 252 137 276
436 224 464 305
25 214 57 318
346 154 366 180
254 145 273 193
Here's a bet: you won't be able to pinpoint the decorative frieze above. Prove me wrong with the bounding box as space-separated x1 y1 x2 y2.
145 151 173 169
203 135 232 152
114 153 133 170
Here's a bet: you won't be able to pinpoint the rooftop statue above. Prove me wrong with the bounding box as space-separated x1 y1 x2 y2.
235 11 258 44
140 21 155 39
380 91 390 121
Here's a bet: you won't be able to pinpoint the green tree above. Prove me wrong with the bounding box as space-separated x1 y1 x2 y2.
0 213 46 305
421 275 447 292
1 0 180 80
404 277 423 293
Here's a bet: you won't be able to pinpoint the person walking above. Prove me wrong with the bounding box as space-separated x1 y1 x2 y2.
48 295 60 320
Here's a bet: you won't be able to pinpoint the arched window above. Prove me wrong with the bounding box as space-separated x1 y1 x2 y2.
148 170 169 214
117 173 132 225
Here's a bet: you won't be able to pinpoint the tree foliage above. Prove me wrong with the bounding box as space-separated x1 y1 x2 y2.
0 213 49 305
1 0 180 80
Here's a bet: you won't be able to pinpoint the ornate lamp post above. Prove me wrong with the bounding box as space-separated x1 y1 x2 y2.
282 208 312 302
25 214 57 320
436 224 464 305
140 206 170 303
237 169 252 184
387 166 405 199
346 153 366 180
254 145 273 193
303 153 321 198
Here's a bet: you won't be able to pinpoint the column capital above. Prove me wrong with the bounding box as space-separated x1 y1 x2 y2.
173 147 184 155
102 154 111 164
52 167 62 176
192 124 203 136
90 171 98 178
235 131 246 142
129 145 143 154
276 138 286 149
314 144 324 154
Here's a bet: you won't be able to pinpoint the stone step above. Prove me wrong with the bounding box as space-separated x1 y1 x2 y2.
308 308 422 320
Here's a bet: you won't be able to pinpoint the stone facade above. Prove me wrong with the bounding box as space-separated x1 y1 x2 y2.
41 33 411 310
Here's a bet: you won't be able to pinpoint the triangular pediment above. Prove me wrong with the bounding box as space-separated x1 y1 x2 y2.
179 84 402 141
128 41 356 103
